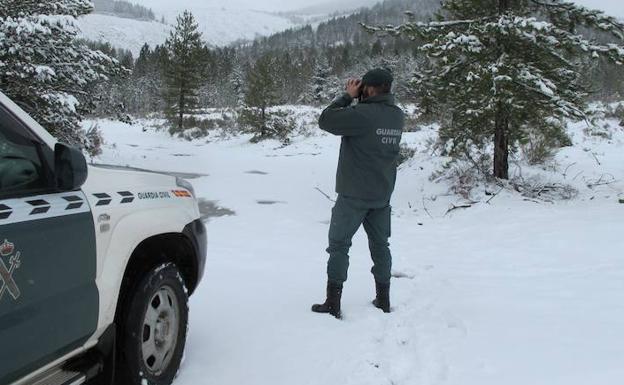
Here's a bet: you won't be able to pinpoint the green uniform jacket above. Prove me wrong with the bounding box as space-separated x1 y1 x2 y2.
319 93 405 202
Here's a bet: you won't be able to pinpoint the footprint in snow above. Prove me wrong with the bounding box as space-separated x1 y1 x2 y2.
392 271 416 280
245 170 269 175
256 200 286 205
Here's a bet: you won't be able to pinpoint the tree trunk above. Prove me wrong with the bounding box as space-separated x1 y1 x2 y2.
494 107 509 179
261 106 266 137
498 0 510 13
494 0 510 179
178 81 186 131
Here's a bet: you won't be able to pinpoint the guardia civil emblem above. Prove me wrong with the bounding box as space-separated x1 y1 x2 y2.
0 239 21 301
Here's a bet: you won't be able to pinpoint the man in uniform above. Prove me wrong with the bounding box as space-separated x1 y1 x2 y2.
312 68 405 319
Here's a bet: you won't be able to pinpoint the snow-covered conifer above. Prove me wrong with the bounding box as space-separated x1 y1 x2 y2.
163 10 204 131
0 0 123 149
368 0 624 178
230 63 246 109
311 56 333 105
240 54 287 141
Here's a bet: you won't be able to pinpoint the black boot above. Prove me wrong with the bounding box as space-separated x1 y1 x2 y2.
312 282 343 319
372 281 391 313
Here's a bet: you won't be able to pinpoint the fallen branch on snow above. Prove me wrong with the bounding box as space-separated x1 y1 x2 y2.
444 203 473 216
591 152 602 166
562 162 577 179
315 187 336 203
486 187 505 204
422 197 434 219
586 174 618 189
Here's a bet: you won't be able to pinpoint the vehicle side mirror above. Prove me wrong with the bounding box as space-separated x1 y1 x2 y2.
55 143 88 191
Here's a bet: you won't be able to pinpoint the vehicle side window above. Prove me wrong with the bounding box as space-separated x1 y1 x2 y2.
0 106 54 199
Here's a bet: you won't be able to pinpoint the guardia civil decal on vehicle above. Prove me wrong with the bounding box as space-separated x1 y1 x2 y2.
88 190 191 207
0 192 91 225
0 239 21 302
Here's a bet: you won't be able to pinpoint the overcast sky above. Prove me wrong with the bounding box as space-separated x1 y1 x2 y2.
574 0 624 18
132 0 624 18
231 0 624 16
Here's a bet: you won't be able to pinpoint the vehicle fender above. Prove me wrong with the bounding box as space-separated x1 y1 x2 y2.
95 206 196 330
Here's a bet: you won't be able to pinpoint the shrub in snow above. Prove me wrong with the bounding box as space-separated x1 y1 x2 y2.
172 113 237 139
367 0 624 180
520 120 572 165
606 103 624 127
239 108 296 144
398 144 417 165
0 0 124 153
430 153 492 199
509 176 578 202
84 122 104 158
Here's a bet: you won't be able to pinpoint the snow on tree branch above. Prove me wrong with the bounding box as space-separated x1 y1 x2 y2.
366 0 624 179
530 0 624 40
0 0 126 151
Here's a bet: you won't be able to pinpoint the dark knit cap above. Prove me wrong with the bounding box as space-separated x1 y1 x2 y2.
362 68 394 87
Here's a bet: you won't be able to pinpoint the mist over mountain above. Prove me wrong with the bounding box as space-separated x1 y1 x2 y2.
284 0 380 17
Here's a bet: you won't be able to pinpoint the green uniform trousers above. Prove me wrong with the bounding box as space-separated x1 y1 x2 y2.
326 195 392 285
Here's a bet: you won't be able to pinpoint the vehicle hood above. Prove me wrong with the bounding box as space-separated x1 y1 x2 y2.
84 164 177 193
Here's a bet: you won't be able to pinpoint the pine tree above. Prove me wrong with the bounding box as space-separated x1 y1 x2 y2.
240 53 285 141
123 44 164 115
310 56 333 105
369 0 624 179
230 63 246 108
164 10 204 132
371 39 384 56
0 0 123 149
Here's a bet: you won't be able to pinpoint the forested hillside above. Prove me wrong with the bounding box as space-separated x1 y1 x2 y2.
91 0 624 126
6 0 621 156
91 0 440 120
92 0 157 21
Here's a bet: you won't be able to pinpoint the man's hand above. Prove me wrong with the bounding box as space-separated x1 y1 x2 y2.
346 79 363 99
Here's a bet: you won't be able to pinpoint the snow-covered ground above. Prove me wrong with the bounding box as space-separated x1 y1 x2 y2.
90 115 624 385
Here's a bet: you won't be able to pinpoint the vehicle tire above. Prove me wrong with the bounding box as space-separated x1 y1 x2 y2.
118 263 189 385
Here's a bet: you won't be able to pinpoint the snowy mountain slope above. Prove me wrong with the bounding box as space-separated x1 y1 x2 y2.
120 0 295 43
294 0 379 15
78 2 296 55
281 0 380 23
87 111 624 385
78 14 171 56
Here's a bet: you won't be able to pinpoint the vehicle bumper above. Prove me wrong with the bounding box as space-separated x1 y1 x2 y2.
183 219 207 294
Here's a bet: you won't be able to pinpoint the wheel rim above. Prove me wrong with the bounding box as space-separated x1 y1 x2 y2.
141 285 180 375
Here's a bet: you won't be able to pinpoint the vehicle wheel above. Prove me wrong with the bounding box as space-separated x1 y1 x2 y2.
119 263 189 385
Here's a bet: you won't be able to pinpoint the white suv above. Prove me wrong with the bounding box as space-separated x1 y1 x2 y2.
0 91 207 385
